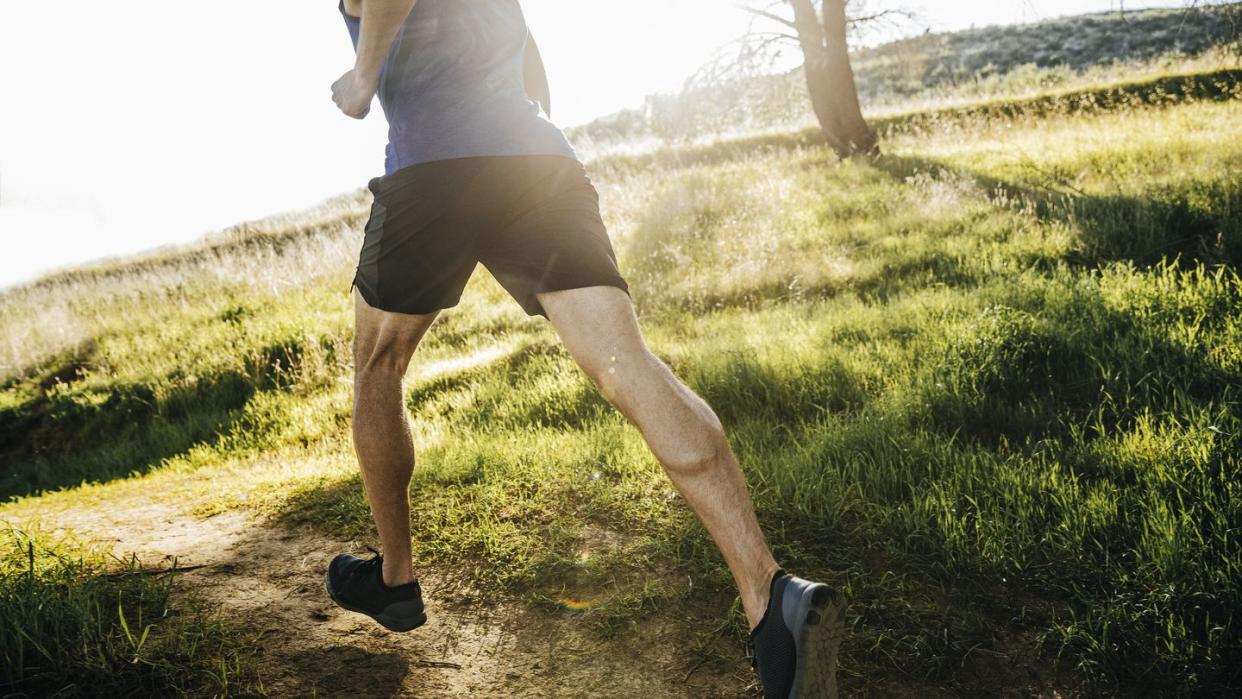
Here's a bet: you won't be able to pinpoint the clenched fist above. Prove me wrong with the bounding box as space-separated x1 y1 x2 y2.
332 69 379 119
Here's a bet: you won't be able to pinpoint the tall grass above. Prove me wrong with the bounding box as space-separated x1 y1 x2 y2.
0 528 260 696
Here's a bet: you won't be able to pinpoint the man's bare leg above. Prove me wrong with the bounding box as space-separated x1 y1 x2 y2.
351 289 439 587
535 285 782 629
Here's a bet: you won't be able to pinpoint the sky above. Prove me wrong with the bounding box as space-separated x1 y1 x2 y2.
0 0 1182 290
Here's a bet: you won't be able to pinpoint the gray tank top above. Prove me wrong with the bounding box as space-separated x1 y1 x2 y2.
340 0 577 174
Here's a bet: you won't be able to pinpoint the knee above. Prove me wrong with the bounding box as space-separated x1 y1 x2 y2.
353 336 416 383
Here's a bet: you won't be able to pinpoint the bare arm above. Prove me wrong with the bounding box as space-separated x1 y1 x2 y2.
523 33 552 118
354 0 418 87
332 0 418 119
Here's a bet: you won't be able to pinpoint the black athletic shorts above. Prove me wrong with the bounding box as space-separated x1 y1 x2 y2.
352 155 630 318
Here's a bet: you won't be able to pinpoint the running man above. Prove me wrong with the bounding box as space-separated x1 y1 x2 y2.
324 1 845 696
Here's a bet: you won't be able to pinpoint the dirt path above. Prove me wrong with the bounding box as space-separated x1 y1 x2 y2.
16 493 756 698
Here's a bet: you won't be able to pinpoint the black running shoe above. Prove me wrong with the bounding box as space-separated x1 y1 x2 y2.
750 570 846 699
325 548 427 632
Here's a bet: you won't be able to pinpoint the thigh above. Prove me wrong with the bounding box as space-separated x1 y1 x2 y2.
536 285 678 420
535 285 647 379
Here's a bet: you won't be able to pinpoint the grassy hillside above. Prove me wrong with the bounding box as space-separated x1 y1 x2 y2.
2 71 1241 695
570 3 1241 150
853 3 1240 94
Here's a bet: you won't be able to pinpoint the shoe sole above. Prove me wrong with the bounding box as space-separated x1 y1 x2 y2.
787 582 847 699
324 570 428 632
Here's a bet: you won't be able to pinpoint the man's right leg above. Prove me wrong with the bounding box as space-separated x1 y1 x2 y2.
351 288 439 587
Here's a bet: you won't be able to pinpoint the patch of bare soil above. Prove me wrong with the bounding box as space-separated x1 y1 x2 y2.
22 496 758 698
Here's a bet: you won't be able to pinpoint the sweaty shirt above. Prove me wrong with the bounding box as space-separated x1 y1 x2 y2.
340 0 577 174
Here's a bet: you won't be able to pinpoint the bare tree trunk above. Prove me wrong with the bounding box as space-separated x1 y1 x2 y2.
789 0 878 158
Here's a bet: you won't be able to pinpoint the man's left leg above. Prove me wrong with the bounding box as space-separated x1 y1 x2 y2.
535 286 774 623
536 285 845 697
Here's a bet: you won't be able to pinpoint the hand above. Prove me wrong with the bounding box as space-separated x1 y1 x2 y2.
331 68 378 119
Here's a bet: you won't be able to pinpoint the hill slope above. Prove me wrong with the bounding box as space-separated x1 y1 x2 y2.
2 74 1241 695
852 3 1239 94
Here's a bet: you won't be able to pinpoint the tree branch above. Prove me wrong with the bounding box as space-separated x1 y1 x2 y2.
742 6 799 31
847 8 915 26
748 30 802 42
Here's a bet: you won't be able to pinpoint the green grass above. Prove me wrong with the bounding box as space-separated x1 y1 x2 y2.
0 528 261 696
1 72 1240 694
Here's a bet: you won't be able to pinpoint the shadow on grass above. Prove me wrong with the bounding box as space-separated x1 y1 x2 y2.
0 375 252 501
407 340 614 433
0 333 336 500
915 290 1239 446
872 153 1242 269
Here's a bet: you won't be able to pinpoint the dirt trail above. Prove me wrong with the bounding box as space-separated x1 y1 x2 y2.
22 493 756 698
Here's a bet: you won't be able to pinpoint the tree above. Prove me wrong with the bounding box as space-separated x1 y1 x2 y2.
741 1 904 159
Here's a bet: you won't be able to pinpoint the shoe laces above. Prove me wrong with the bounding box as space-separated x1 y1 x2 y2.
357 546 384 574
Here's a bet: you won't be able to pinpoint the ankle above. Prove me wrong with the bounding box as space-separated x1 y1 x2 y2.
382 562 416 588
744 562 784 631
